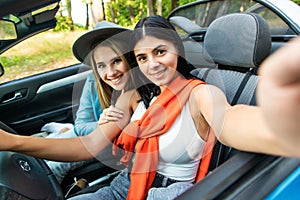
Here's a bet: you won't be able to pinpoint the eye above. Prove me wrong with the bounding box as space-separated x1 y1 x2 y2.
112 58 122 65
136 55 147 63
156 49 166 56
97 63 106 69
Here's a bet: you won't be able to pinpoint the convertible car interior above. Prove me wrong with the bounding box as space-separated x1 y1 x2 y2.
190 12 270 169
1 0 300 199
170 6 300 200
66 11 296 199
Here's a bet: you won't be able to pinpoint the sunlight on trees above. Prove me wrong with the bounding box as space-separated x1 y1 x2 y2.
59 0 300 30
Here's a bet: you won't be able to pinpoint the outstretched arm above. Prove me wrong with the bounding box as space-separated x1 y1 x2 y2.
199 37 300 157
257 37 300 152
0 118 124 162
195 80 299 158
193 85 278 156
0 90 135 162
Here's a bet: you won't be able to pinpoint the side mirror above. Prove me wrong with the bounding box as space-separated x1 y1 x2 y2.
0 19 17 40
0 63 4 77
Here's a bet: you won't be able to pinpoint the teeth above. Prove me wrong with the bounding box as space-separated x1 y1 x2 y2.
151 68 166 76
152 70 164 76
151 71 161 75
111 77 121 83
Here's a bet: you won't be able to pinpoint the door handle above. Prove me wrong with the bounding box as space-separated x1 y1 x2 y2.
2 91 23 103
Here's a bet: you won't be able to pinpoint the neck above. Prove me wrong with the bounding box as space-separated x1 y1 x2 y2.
159 73 180 92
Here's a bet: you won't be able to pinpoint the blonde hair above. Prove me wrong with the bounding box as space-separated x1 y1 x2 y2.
91 39 134 109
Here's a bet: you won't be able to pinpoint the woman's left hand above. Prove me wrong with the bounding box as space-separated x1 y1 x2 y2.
258 37 300 142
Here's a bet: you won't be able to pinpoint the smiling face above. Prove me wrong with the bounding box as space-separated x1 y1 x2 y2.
134 36 179 89
93 45 130 91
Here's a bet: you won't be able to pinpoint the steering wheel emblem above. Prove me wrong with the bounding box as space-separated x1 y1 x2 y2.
18 159 31 172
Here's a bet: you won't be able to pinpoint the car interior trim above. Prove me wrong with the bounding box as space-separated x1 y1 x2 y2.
36 70 91 94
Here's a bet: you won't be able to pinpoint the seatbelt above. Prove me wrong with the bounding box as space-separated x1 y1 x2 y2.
250 92 257 105
231 71 252 105
202 68 212 80
208 71 254 172
223 71 253 162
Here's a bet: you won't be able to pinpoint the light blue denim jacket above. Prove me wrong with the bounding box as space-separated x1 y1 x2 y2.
74 72 102 136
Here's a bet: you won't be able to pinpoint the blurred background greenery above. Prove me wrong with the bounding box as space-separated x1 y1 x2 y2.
55 0 197 31
55 0 300 31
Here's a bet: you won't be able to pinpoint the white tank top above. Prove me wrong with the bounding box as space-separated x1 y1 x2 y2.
131 98 206 182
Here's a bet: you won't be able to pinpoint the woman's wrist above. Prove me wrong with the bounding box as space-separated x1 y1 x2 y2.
0 129 18 151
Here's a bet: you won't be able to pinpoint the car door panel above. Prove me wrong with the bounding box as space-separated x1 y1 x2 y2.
0 64 90 135
177 152 300 200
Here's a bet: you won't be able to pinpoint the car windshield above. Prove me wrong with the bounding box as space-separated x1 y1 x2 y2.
168 0 297 37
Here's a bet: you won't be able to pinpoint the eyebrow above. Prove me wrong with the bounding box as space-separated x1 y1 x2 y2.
153 44 166 52
135 44 167 58
96 56 120 66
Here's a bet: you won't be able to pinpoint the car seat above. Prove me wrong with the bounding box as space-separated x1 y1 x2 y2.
190 13 271 171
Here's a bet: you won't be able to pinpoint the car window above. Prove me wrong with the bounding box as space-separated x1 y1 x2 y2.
0 30 83 84
0 2 84 84
245 3 295 36
168 0 297 37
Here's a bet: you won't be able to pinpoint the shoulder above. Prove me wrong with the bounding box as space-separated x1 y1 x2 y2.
191 84 227 104
86 72 95 81
115 90 139 112
189 84 230 118
119 89 138 101
82 73 96 89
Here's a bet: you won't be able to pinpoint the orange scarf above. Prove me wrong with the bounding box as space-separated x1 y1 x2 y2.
112 76 214 200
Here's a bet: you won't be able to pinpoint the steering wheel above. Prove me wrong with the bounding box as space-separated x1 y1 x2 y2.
0 122 65 199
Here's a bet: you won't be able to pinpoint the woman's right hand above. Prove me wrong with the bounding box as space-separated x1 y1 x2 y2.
98 105 124 125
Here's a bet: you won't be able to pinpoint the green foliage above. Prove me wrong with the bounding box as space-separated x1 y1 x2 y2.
104 0 299 28
178 0 197 6
292 0 300 5
54 16 85 31
54 16 72 31
104 0 197 28
105 0 147 28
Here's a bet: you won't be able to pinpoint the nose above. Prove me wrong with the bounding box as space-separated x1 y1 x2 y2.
106 65 117 76
148 56 159 68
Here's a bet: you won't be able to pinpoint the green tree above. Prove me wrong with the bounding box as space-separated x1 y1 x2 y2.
292 0 300 5
90 0 105 26
82 0 91 29
54 0 78 31
147 0 155 16
105 0 147 28
66 0 74 30
103 0 198 28
100 0 300 29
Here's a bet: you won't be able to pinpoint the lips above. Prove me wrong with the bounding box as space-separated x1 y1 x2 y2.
150 68 167 79
109 75 123 85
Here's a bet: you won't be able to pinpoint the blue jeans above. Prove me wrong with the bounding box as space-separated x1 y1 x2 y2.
46 130 88 184
68 171 130 200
